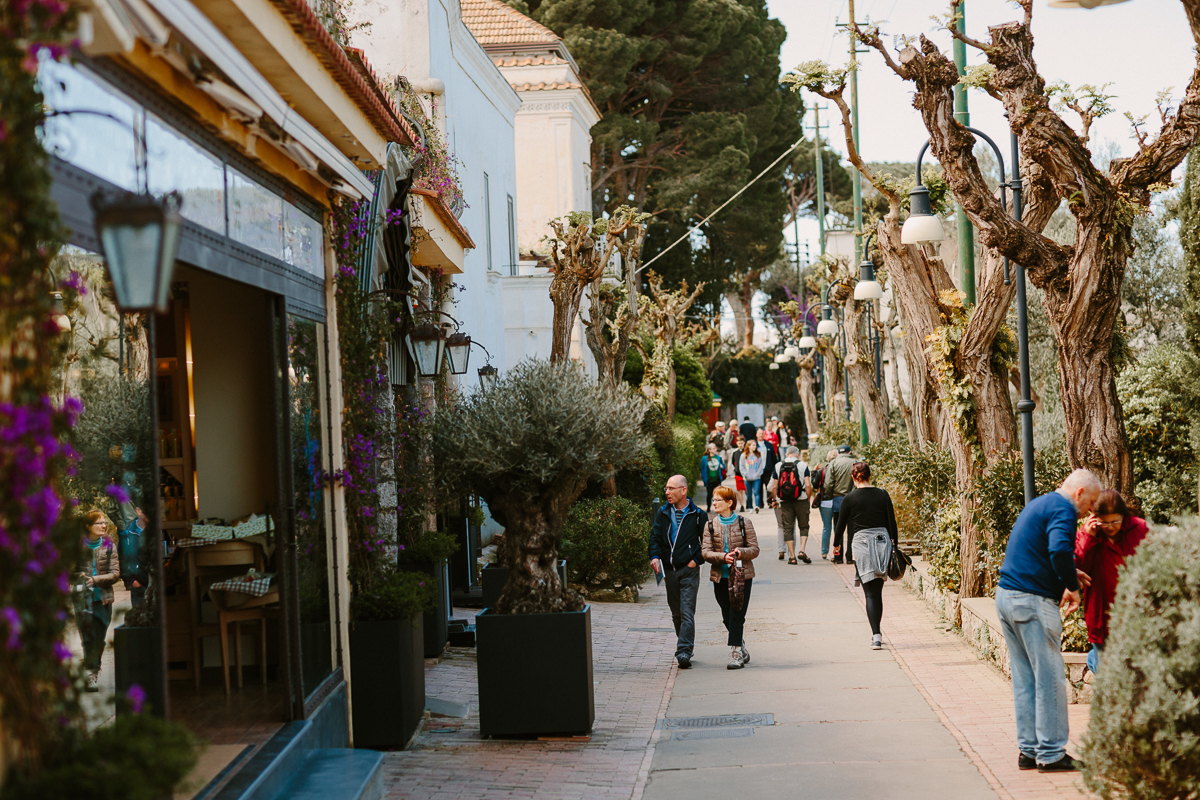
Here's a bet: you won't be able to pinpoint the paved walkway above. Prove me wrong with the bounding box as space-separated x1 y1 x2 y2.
382 506 1092 800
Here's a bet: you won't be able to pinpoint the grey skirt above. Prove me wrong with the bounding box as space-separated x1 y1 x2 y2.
851 527 892 586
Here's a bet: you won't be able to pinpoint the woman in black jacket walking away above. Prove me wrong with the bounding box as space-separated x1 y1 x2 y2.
834 462 898 650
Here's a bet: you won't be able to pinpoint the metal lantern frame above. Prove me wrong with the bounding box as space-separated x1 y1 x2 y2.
91 190 184 314
445 331 472 375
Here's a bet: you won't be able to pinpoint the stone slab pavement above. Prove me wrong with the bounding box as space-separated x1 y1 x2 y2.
381 506 1093 800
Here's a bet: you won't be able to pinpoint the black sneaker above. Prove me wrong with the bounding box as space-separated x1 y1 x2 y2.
1018 753 1036 771
677 654 692 670
1037 755 1082 773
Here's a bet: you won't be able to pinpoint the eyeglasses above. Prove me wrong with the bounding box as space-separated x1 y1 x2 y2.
90 521 106 527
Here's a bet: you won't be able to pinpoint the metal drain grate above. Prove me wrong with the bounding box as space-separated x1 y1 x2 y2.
658 713 774 729
670 727 753 741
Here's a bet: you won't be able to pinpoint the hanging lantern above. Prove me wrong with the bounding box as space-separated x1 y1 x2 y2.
51 292 71 332
769 361 780 370
900 185 944 245
407 322 446 378
797 325 817 350
817 305 839 336
728 370 739 385
782 342 800 358
477 362 498 391
91 191 183 313
445 331 471 375
853 261 883 301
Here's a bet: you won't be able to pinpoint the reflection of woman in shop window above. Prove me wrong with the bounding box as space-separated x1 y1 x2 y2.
76 510 120 692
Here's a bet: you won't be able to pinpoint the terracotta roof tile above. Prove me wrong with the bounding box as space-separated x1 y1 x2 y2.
461 0 559 46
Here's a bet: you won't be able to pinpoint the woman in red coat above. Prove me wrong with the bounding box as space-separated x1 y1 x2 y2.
1075 489 1148 677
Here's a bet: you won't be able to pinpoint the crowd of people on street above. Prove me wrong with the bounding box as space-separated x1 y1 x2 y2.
653 415 1150 776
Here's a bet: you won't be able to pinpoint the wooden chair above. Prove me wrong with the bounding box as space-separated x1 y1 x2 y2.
208 587 280 695
185 540 265 688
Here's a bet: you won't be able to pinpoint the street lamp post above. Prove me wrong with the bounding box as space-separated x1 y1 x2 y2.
818 277 852 421
903 127 1037 503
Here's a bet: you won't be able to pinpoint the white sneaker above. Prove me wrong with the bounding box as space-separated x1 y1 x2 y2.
727 647 744 670
871 634 883 650
85 671 100 692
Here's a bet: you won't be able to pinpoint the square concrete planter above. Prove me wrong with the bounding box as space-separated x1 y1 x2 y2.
475 604 593 737
481 561 568 610
114 625 165 718
350 617 425 749
424 561 449 659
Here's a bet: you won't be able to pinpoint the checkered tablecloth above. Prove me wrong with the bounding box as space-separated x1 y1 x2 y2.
208 573 276 597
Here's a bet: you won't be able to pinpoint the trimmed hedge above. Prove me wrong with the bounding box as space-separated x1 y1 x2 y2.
561 497 651 593
1082 521 1200 799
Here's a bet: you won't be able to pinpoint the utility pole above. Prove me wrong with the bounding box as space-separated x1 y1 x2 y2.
812 103 828 257
954 1 976 306
846 0 868 446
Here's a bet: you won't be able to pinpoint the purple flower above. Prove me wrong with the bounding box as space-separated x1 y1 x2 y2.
126 684 146 713
106 484 130 504
62 271 87 296
2 608 21 650
53 642 72 662
57 571 70 593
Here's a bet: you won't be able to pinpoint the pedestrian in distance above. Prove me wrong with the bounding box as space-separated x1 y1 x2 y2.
117 503 150 608
740 440 765 513
707 421 726 454
771 446 812 564
730 434 747 512
75 510 121 692
702 486 760 669
648 475 707 670
738 415 757 444
699 443 726 514
834 462 898 650
827 445 857 563
1074 488 1147 679
996 469 1100 774
814 449 836 558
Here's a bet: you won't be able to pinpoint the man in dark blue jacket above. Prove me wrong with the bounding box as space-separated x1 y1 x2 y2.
649 474 705 669
996 469 1099 774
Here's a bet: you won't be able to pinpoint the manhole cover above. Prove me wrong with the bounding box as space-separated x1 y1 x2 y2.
670 727 753 741
658 714 774 729
627 627 676 632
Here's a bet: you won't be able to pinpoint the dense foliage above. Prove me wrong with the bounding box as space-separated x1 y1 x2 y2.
1082 521 1200 799
1115 344 1200 522
349 569 438 623
667 415 708 489
560 497 650 594
708 348 799 405
431 360 647 613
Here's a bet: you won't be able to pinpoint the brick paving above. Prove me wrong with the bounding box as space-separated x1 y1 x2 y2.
830 560 1093 800
380 582 678 799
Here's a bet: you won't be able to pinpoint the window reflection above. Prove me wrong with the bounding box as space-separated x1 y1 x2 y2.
287 317 334 697
39 57 141 193
52 247 160 712
284 202 323 277
146 115 226 234
229 170 283 259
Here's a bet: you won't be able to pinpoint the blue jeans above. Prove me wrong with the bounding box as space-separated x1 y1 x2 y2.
995 587 1069 764
746 479 762 509
820 504 835 555
663 565 700 659
1087 643 1102 674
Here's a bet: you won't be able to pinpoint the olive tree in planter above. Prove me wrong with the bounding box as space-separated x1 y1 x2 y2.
432 360 646 736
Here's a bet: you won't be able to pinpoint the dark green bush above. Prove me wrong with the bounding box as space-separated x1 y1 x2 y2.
349 569 438 622
1116 344 1200 522
668 415 707 488
2 712 197 800
1082 521 1200 799
783 404 807 446
397 529 459 571
708 348 797 405
560 497 651 591
672 348 713 419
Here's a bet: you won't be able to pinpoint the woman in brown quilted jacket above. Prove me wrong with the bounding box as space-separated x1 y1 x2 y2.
702 485 760 670
75 509 121 691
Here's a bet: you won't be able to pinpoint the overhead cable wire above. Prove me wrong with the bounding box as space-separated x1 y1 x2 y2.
636 135 806 275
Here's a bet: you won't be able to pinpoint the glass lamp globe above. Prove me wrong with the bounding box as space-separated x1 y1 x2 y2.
901 185 945 245
798 333 817 349
769 361 780 370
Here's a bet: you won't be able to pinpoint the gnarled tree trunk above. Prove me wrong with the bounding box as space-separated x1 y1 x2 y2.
842 297 889 443
491 494 585 615
797 355 821 437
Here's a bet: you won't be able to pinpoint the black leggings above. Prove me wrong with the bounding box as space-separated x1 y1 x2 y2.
713 578 753 646
862 578 884 636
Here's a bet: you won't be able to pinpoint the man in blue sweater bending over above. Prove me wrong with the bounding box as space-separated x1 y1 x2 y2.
996 469 1100 774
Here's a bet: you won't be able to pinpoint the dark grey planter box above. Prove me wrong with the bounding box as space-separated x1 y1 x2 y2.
481 560 568 610
423 560 449 659
114 625 165 718
475 604 593 737
350 616 425 749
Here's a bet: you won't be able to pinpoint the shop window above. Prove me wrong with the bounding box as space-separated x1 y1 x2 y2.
39 55 141 193
284 316 335 698
283 202 323 277
146 115 226 235
229 169 284 259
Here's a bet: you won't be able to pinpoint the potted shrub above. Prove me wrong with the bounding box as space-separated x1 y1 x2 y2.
432 360 645 737
349 568 437 749
560 497 650 602
397 530 458 658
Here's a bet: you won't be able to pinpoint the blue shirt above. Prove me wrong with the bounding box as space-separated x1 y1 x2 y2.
998 492 1081 601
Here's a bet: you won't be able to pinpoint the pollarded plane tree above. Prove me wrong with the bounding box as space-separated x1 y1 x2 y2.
855 0 1200 497
636 272 705 421
785 59 1021 599
545 206 649 365
579 212 648 390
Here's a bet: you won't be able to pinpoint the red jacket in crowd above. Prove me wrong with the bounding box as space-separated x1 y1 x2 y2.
1074 515 1148 646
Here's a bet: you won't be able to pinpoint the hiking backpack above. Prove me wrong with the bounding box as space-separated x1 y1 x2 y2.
778 462 803 502
810 465 826 504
